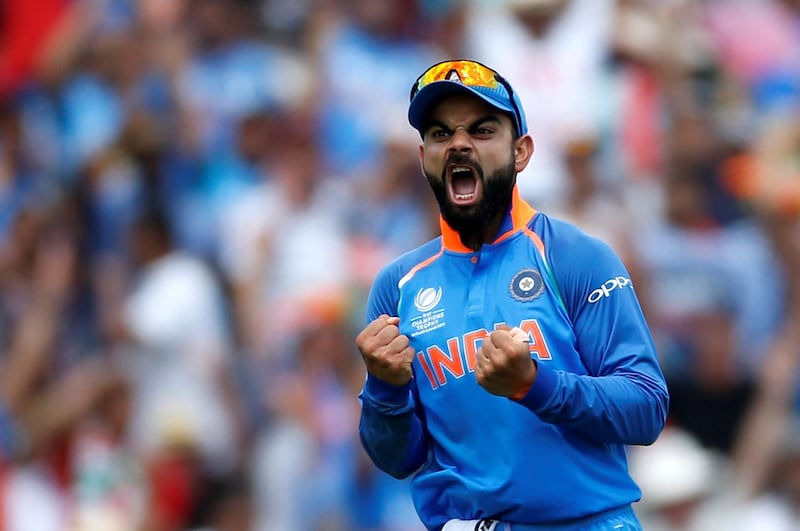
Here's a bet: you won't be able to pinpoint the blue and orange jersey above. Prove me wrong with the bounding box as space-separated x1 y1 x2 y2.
358 186 669 531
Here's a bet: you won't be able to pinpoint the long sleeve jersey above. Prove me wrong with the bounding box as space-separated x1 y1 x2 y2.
358 187 669 531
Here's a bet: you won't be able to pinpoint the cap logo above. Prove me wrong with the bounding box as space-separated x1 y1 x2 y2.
446 70 462 83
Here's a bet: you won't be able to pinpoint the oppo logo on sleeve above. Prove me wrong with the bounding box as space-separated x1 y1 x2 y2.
587 276 633 303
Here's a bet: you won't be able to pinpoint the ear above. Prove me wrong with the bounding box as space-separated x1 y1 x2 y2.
418 143 425 166
514 134 534 173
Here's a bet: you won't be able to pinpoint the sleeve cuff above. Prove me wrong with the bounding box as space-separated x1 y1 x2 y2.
511 364 558 410
363 374 413 406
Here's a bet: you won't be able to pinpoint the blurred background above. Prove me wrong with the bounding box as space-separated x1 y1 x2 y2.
0 0 798 529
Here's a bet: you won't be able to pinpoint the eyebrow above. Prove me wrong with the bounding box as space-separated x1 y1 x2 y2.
425 115 503 133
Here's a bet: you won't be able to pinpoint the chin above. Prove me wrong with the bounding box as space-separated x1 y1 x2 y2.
441 206 486 235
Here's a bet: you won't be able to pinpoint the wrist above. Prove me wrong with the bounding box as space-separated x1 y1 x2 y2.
509 362 537 401
509 380 533 401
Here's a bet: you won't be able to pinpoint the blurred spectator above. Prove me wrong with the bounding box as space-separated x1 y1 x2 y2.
217 108 353 356
251 319 418 531
67 367 145 531
629 425 727 531
0 198 131 531
312 0 442 178
722 115 800 220
462 0 616 207
252 320 359 530
175 0 311 156
704 0 800 115
0 102 43 242
544 134 634 259
112 206 242 485
631 167 784 453
674 255 800 531
344 122 439 279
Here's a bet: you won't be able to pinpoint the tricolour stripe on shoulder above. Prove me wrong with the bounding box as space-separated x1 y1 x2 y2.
521 224 567 314
521 227 546 262
398 248 444 289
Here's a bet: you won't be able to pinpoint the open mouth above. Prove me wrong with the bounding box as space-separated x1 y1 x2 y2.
447 165 482 206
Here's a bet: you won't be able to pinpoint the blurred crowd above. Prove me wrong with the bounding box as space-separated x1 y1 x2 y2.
0 0 798 529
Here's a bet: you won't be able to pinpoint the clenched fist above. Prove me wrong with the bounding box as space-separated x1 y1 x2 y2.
356 315 415 386
475 325 537 399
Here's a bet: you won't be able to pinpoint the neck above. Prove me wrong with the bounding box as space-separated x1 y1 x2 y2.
459 214 505 251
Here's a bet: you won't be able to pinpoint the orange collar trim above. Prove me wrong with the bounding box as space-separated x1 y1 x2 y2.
440 186 538 252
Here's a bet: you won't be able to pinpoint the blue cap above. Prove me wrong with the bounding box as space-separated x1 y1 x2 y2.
408 59 528 137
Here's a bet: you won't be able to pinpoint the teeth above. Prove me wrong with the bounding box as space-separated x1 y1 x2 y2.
455 193 474 200
452 167 470 173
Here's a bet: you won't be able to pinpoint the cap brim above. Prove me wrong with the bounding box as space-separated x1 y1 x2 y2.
408 81 517 135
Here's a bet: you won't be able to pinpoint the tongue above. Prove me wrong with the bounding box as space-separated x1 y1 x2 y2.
452 174 476 195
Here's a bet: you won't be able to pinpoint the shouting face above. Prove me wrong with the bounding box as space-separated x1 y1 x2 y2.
419 93 533 248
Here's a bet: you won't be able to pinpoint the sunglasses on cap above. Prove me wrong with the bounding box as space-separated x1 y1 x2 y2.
408 59 527 137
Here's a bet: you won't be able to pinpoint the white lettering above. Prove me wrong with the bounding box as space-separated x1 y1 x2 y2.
587 276 632 303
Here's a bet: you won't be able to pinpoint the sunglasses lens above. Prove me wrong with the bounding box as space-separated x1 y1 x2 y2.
415 61 500 95
409 59 526 136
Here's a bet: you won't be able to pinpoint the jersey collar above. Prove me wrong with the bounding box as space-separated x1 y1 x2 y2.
440 185 538 252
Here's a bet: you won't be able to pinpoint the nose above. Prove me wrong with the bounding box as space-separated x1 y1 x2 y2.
448 126 473 153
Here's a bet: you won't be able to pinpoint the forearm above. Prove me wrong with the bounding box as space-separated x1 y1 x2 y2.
358 376 428 479
514 365 669 445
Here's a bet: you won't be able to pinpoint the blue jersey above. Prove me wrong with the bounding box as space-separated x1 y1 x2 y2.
358 187 669 531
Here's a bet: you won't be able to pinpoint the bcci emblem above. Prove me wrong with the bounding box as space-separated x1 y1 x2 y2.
510 269 544 302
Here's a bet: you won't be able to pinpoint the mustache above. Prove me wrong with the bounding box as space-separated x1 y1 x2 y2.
445 153 478 168
443 154 482 179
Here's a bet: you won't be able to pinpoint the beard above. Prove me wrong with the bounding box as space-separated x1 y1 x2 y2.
425 153 517 240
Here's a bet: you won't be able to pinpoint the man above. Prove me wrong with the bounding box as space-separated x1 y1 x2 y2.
355 59 669 531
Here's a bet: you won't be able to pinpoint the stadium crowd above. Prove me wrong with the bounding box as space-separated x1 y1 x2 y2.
0 0 798 529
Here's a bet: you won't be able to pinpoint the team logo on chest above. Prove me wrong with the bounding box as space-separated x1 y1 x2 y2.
414 287 442 312
509 268 545 302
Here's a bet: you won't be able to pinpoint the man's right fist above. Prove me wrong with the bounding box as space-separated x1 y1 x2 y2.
355 315 415 386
